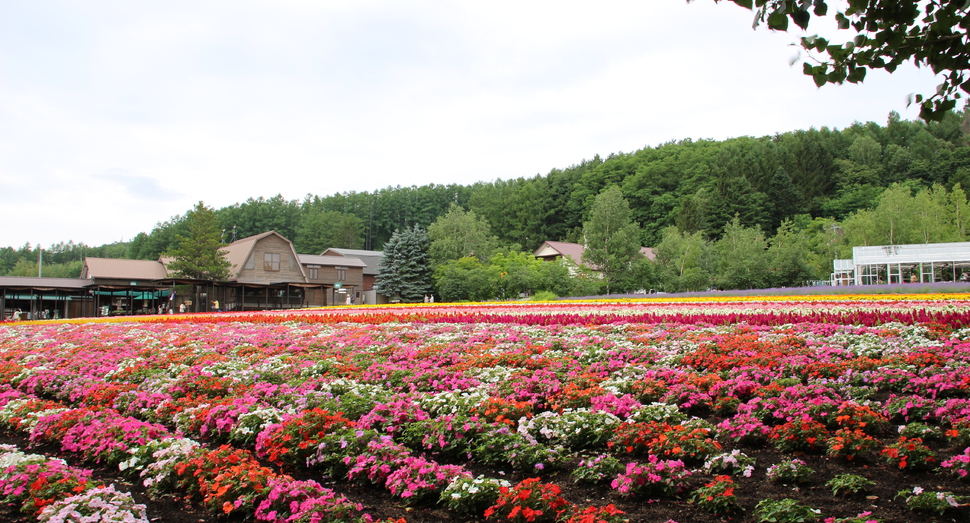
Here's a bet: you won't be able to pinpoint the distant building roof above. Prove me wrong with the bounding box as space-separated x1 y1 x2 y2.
852 242 970 265
82 258 169 281
298 254 367 268
321 248 384 275
534 241 587 266
534 241 657 269
0 276 91 290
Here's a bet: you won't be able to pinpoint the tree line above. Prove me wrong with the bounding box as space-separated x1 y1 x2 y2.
3 110 969 295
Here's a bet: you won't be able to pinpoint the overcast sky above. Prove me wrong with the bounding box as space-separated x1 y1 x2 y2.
0 0 948 250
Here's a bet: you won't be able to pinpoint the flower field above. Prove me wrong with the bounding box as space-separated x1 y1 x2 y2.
0 295 969 522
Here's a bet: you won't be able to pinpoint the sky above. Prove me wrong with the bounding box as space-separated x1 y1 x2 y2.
0 0 950 250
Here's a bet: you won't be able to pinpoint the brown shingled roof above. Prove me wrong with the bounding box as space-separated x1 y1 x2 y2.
82 258 169 280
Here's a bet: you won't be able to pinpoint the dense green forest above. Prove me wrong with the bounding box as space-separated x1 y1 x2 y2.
3 110 969 293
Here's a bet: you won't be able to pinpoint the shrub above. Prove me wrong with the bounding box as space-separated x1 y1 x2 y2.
254 477 368 523
754 498 820 523
440 474 510 515
766 459 814 484
384 456 468 504
37 484 148 523
896 486 968 515
770 418 829 453
825 474 874 496
561 504 626 523
610 457 691 498
880 437 937 471
484 478 570 523
825 429 881 461
940 447 970 481
690 475 741 514
703 450 756 477
570 454 623 484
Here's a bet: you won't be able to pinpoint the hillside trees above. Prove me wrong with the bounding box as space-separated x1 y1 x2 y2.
653 227 712 293
8 110 970 287
294 211 363 254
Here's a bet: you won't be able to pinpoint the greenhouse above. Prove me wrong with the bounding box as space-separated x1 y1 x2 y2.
832 242 970 285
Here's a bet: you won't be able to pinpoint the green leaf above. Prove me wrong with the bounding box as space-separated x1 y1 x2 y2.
835 13 850 30
813 73 828 87
792 9 811 30
730 0 754 8
767 11 789 30
812 0 827 16
847 67 867 83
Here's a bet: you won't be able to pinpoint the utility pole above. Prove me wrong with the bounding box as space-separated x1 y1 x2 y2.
37 245 42 277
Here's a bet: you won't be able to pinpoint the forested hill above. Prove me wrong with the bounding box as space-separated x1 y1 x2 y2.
2 109 969 276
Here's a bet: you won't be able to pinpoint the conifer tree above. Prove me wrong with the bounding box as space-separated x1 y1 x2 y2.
375 225 433 302
166 201 233 281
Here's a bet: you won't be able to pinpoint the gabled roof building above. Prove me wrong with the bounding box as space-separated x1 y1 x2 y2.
533 241 656 273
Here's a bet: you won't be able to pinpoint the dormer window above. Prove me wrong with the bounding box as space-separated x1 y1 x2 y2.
264 253 281 271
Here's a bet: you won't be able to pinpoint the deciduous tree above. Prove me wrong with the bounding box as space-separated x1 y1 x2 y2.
427 204 498 267
706 0 970 121
582 186 644 295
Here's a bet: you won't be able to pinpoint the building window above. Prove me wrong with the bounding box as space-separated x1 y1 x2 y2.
336 266 347 281
307 265 319 279
264 253 281 271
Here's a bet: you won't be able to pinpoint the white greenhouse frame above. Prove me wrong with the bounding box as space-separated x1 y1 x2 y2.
832 242 970 285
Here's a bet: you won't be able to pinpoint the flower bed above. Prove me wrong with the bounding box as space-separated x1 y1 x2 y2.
0 296 969 522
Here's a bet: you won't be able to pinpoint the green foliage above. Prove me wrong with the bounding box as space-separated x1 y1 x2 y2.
712 216 770 290
8 109 970 296
826 474 874 496
433 257 497 302
653 227 712 292
375 225 433 303
753 498 820 523
294 210 363 254
433 251 579 302
427 204 497 266
897 487 969 515
165 202 233 281
582 186 644 294
719 0 970 121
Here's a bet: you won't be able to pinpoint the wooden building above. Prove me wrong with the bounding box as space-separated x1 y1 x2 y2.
320 248 387 304
2 230 385 320
298 254 366 306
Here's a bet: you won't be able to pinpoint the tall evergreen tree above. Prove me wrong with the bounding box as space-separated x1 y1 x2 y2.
375 225 433 302
166 202 233 281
